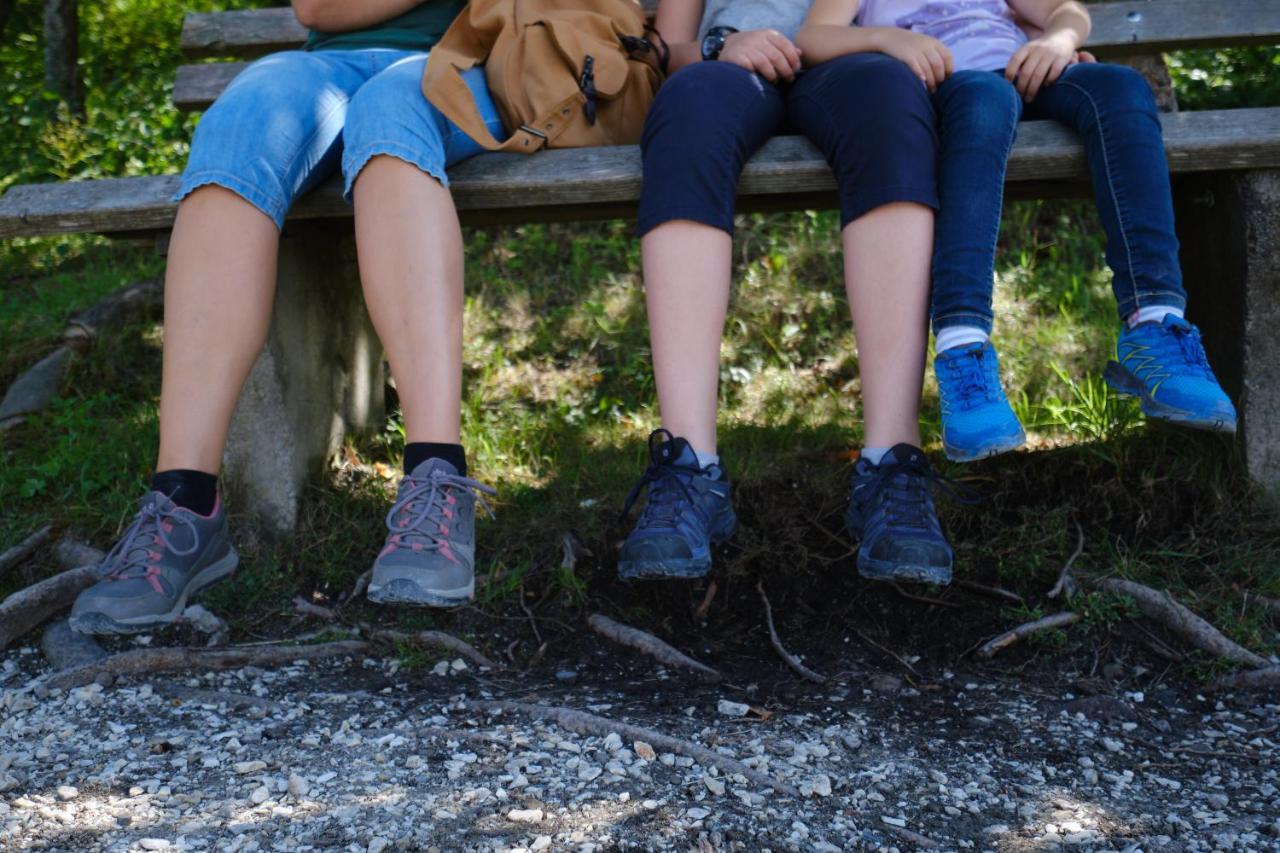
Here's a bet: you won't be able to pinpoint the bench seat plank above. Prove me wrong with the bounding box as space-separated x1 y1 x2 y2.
178 0 1280 64
4 108 1279 239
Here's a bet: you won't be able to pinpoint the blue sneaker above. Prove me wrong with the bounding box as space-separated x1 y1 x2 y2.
1104 315 1237 433
934 341 1025 462
845 444 954 585
618 430 737 580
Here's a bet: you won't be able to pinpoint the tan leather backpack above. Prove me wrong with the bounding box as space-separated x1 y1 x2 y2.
422 0 666 153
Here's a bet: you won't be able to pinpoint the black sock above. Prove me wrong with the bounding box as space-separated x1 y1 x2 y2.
151 469 219 516
404 442 467 476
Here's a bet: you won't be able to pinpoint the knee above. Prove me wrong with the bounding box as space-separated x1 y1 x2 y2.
939 71 1020 135
643 62 768 152
1099 64 1159 113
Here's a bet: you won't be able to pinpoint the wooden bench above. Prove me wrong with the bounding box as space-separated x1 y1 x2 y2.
3 0 1280 535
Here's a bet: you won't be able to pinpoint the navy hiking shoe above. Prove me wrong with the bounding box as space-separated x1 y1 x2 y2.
368 458 495 608
618 430 737 580
70 491 238 635
845 444 955 585
934 341 1025 462
1103 314 1237 433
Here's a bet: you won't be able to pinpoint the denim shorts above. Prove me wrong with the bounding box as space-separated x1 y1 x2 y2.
176 49 505 229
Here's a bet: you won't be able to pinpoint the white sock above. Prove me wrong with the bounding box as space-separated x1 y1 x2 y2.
934 325 990 354
861 447 890 466
693 449 720 470
1128 305 1184 328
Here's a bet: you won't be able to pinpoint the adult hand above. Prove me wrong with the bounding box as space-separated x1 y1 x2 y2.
875 29 953 91
1005 32 1078 101
719 29 803 83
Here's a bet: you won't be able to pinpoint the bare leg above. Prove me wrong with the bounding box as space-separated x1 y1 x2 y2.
842 202 933 449
641 220 733 456
352 156 463 444
156 186 279 474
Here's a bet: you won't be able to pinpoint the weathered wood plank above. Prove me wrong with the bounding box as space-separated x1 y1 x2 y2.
180 1 662 60
173 61 241 111
4 109 1279 239
179 0 1280 62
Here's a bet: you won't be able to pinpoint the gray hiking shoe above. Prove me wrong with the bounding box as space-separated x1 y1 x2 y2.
367 458 495 608
69 492 238 635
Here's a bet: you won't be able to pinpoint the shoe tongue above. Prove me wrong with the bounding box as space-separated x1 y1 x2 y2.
881 444 927 467
407 457 460 480
654 435 697 468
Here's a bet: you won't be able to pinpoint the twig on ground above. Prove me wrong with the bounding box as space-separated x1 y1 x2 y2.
560 532 589 571
468 699 798 796
956 579 1024 605
0 565 99 652
890 582 962 609
852 628 920 679
52 537 104 570
885 825 942 850
368 628 501 670
153 684 286 714
1212 666 1280 692
692 580 718 622
1047 518 1085 600
34 640 373 691
339 569 372 606
1099 578 1269 669
292 596 337 622
587 613 721 681
518 584 544 647
757 582 826 684
40 619 107 671
0 525 53 579
976 612 1081 659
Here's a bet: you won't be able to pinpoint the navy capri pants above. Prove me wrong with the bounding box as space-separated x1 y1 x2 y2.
637 53 939 236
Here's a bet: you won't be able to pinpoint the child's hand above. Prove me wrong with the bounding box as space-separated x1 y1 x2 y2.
1005 32 1078 101
875 29 953 91
720 29 804 83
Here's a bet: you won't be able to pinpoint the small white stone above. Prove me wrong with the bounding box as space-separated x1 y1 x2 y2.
717 700 750 717
55 786 79 801
508 808 544 823
250 786 270 804
234 761 267 775
287 773 309 798
531 836 552 851
1102 738 1124 752
704 777 726 796
367 838 390 853
578 764 602 782
686 807 711 820
881 815 907 828
633 741 656 761
603 732 623 751
138 840 171 851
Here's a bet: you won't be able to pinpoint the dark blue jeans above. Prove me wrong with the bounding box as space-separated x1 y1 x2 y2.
930 63 1186 332
637 53 938 237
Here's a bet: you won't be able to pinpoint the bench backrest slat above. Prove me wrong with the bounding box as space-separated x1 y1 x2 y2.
180 0 1280 62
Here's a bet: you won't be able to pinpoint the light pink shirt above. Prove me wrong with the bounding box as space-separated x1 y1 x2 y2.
855 0 1028 71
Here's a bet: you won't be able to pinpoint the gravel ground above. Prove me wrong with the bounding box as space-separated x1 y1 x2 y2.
2 645 1278 852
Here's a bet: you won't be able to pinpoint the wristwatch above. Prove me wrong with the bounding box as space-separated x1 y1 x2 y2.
701 25 738 61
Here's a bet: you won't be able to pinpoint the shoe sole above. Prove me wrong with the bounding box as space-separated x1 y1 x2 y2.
1104 362 1237 434
68 551 240 636
367 578 474 608
617 521 737 581
943 428 1026 463
857 554 952 586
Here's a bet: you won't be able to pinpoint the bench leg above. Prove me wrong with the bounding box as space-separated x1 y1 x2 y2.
1174 169 1280 503
222 224 383 537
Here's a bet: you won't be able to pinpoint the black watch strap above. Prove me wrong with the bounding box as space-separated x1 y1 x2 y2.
701 25 738 61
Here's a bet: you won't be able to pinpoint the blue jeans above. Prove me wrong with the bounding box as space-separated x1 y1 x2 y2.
637 54 937 237
931 63 1186 332
177 49 504 229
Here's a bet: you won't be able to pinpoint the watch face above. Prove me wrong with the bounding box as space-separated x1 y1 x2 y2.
701 32 721 59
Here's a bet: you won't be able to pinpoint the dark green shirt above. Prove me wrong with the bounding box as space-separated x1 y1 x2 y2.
304 0 467 52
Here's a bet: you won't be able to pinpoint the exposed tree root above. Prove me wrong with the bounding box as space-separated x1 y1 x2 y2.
40 618 107 671
0 565 99 652
63 277 162 342
1099 578 1268 669
886 825 942 849
35 640 374 691
292 596 337 621
1047 519 1084 600
1242 591 1280 620
1212 666 1280 692
0 524 52 579
369 628 501 670
976 612 1081 659
587 613 721 681
468 699 798 796
757 582 826 684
